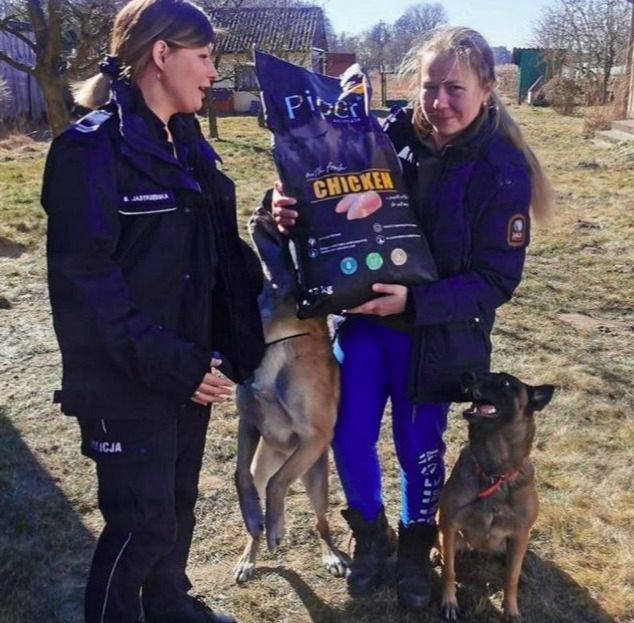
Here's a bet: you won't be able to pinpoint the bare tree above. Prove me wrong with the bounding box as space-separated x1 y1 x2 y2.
390 2 447 64
534 0 630 104
328 31 360 53
0 0 115 136
357 21 393 71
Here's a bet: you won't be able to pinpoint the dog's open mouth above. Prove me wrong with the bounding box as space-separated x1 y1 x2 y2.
463 401 498 418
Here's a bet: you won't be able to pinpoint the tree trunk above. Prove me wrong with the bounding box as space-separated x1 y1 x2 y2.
36 70 70 137
625 1 634 118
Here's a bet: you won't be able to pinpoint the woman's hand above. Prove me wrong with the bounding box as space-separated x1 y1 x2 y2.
271 180 298 233
191 356 234 405
346 284 408 316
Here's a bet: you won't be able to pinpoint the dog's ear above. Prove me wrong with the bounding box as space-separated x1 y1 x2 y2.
528 384 555 411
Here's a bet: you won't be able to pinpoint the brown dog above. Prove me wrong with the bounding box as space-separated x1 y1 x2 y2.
438 371 554 622
233 205 347 583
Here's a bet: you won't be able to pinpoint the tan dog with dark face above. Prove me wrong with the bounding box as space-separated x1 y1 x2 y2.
233 205 347 583
439 372 555 622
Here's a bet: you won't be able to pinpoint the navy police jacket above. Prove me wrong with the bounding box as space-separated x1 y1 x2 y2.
384 107 532 403
42 80 265 420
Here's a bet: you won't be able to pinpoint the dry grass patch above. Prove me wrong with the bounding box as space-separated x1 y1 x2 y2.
0 110 632 622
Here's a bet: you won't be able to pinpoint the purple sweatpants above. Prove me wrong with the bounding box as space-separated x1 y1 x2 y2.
332 316 448 525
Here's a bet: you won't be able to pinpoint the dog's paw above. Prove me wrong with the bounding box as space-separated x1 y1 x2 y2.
265 514 285 551
503 612 523 623
322 549 350 577
233 559 256 584
441 600 460 621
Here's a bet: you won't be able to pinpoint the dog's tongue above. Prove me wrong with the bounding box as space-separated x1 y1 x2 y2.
477 402 497 416
464 401 497 417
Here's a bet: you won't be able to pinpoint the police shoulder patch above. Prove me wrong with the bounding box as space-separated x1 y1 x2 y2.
74 109 113 134
507 213 527 247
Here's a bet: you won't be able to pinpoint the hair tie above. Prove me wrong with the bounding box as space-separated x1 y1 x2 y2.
99 55 122 79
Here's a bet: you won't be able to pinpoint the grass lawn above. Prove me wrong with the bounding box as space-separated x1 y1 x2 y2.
0 107 632 623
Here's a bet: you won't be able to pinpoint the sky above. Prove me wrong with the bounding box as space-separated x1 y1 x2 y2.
322 0 553 50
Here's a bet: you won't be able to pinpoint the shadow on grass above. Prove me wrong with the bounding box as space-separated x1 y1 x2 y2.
254 547 617 623
0 408 94 623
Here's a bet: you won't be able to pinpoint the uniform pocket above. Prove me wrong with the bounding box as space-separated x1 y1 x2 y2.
79 418 177 533
424 318 490 368
79 418 157 464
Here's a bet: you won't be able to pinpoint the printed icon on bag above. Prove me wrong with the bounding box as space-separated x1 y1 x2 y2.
308 237 317 247
340 257 358 275
366 253 383 270
373 223 383 233
308 248 319 259
376 235 386 245
391 248 407 266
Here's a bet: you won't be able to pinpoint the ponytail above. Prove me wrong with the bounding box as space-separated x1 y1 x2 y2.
491 92 554 224
72 73 113 110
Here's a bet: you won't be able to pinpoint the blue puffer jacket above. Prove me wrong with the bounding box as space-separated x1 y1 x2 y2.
384 107 532 403
42 80 265 420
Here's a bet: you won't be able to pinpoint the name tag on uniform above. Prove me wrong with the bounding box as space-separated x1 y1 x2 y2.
119 190 176 215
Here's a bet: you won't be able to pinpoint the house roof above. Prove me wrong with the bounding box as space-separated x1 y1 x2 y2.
210 7 327 54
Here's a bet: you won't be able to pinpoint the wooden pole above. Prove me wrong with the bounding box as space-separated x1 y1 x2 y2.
626 0 634 118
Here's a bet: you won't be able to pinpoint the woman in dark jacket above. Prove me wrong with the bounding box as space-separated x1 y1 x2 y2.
41 1 264 622
272 26 552 613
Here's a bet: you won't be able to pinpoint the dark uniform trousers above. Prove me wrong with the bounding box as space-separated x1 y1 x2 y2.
79 403 210 623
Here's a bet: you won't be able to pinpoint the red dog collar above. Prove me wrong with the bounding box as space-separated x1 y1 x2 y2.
474 463 518 500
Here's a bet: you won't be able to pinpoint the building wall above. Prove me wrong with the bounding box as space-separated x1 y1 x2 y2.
0 31 45 121
212 51 315 113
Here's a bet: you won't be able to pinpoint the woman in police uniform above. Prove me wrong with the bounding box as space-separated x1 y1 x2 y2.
41 1 264 621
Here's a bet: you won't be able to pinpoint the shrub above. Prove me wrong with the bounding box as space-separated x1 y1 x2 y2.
582 106 614 137
581 75 629 137
541 76 583 115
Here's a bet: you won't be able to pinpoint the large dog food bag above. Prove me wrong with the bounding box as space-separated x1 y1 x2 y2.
254 50 437 318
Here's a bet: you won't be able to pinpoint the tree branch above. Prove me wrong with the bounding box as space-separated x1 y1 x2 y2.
0 17 37 49
0 49 34 74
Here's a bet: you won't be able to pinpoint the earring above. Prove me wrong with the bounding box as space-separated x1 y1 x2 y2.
156 72 162 80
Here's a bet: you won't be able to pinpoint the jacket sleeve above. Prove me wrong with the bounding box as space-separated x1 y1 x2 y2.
407 165 531 326
42 132 212 403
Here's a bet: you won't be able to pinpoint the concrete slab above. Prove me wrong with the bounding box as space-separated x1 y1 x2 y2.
595 128 634 144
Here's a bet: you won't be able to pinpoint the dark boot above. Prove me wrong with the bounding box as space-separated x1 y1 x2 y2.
145 595 237 623
396 521 436 611
341 506 396 597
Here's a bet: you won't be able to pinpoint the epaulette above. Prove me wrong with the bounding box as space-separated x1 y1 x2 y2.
73 109 114 134
381 105 408 131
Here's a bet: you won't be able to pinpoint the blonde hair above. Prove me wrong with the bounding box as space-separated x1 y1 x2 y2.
73 0 214 110
399 26 553 223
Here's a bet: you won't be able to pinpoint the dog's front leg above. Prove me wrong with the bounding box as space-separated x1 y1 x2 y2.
265 434 329 551
502 531 530 622
439 523 460 621
235 414 264 538
234 532 262 584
